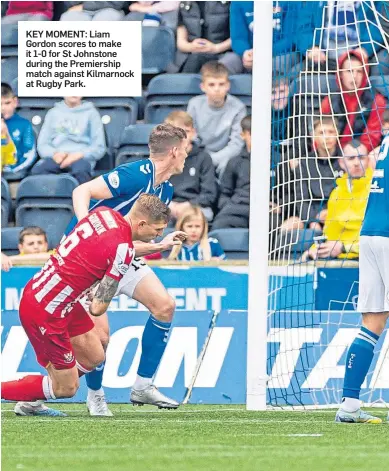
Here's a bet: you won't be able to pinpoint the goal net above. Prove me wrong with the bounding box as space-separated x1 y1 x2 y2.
265 0 389 408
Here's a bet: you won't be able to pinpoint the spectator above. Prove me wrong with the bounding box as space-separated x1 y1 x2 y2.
212 115 251 230
271 77 292 167
164 111 217 223
61 1 125 21
124 1 179 29
187 61 246 176
31 96 106 184
1 117 16 170
294 1 389 72
281 117 342 233
2 1 53 23
302 139 372 261
171 1 241 74
230 1 300 74
168 205 226 261
321 50 387 152
1 83 36 178
1 226 50 272
368 108 389 167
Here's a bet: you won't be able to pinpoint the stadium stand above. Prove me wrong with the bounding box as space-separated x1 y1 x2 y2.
1 177 12 226
142 26 176 74
1 23 17 57
16 97 58 137
15 175 78 248
115 123 154 166
144 74 202 123
208 228 249 260
1 226 22 255
1 56 17 91
229 74 253 112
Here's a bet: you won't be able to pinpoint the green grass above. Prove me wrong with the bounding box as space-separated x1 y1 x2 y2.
2 404 388 471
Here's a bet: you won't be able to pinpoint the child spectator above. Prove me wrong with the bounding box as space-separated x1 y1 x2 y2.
212 115 251 230
321 50 387 152
187 61 246 176
1 226 50 272
32 96 106 184
124 1 179 29
168 206 226 261
61 1 125 21
1 83 36 178
368 108 389 167
282 117 342 233
164 111 217 222
1 117 16 170
172 1 241 74
2 1 53 24
302 139 372 261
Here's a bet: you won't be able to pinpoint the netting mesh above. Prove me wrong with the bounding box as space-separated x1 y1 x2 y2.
267 1 389 408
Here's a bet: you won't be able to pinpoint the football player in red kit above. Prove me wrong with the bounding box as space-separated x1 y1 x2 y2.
2 194 184 408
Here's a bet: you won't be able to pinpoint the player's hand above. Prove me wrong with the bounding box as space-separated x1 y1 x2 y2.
1 253 13 272
53 152 67 164
243 49 253 69
60 152 84 169
160 231 187 250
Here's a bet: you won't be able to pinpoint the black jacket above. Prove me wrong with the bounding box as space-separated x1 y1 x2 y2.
294 153 342 222
218 148 250 216
169 143 217 208
178 1 230 43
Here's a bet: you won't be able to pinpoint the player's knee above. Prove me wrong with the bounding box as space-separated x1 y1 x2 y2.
98 331 110 351
362 312 389 335
53 379 79 398
152 295 176 323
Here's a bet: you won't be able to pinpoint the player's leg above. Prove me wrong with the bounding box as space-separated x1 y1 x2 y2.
336 236 389 423
118 260 179 408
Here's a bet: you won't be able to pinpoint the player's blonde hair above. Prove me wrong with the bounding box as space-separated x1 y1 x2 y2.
168 206 211 261
132 194 171 223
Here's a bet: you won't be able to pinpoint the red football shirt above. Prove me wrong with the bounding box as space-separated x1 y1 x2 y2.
26 206 134 318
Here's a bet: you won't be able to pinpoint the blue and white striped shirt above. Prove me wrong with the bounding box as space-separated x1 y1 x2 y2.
177 238 226 261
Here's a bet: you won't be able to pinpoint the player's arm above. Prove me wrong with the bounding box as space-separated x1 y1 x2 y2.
72 176 113 221
133 231 187 257
89 275 119 317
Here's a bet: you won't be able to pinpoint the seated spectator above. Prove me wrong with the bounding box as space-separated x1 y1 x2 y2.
1 226 51 272
368 108 389 167
302 139 372 261
2 1 53 23
212 115 251 230
294 1 389 73
124 1 179 29
168 206 226 261
164 111 217 223
281 117 342 233
171 1 241 74
321 50 387 152
61 1 125 21
1 83 36 178
31 96 106 184
230 1 300 74
187 61 246 176
1 117 16 170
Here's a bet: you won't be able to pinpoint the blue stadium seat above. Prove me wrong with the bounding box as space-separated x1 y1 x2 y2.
142 26 176 74
1 57 18 91
91 97 138 174
1 227 23 255
17 98 59 136
144 74 202 123
1 24 18 57
115 124 154 166
208 228 249 260
370 75 389 98
229 75 252 111
1 178 12 227
15 175 78 248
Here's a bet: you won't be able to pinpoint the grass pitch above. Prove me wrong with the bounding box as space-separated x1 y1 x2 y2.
2 404 388 471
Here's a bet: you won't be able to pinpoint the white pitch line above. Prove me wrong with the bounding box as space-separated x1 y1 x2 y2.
286 434 323 437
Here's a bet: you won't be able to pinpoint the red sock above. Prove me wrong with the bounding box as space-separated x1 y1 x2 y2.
2 375 46 401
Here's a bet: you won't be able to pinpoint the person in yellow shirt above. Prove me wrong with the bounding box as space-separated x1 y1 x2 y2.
1 117 17 170
303 139 372 261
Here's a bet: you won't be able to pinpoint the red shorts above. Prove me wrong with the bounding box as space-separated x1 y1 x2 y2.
19 288 94 370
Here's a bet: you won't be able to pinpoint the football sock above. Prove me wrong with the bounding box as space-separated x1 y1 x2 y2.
85 361 105 391
137 315 171 380
133 375 152 391
2 375 56 401
342 326 379 403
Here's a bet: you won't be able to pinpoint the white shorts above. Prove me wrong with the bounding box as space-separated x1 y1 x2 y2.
357 236 389 313
116 257 152 298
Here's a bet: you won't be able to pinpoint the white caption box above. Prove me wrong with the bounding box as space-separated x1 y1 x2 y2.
18 21 142 97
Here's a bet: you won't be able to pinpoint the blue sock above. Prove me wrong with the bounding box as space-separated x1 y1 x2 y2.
342 326 379 399
86 361 105 391
137 315 171 378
